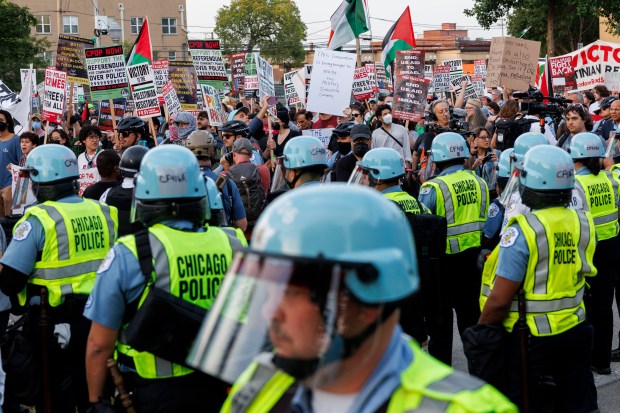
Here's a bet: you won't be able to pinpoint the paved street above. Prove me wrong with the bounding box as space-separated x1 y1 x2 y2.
449 309 620 412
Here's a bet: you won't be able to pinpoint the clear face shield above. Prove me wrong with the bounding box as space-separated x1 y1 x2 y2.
12 167 37 210
498 158 523 207
270 158 289 193
605 133 620 160
187 251 384 387
419 151 436 182
347 165 371 186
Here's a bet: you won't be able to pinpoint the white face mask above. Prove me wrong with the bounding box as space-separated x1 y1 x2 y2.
383 113 393 125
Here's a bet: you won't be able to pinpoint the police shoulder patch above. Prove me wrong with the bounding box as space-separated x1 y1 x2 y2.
97 248 116 273
13 221 32 241
488 203 500 219
500 226 519 248
419 186 432 195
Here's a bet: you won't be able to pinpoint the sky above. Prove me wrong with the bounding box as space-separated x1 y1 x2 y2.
185 0 508 45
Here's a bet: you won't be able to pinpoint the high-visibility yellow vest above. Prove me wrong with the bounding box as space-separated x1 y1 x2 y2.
480 207 597 336
220 340 517 413
384 191 427 214
116 224 247 379
17 199 118 307
421 170 489 254
573 172 619 241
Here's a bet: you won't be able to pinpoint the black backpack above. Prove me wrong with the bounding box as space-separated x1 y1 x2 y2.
494 116 537 150
227 162 265 224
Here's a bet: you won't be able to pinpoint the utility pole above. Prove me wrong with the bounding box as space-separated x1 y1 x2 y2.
118 3 125 45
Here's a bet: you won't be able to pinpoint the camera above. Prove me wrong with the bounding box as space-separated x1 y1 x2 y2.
513 86 568 118
224 152 234 165
423 107 469 135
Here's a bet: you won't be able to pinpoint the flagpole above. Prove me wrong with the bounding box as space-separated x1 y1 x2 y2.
356 37 362 67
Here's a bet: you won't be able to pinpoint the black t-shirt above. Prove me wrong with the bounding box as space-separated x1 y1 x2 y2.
414 131 437 154
273 129 302 157
333 153 358 182
82 181 120 201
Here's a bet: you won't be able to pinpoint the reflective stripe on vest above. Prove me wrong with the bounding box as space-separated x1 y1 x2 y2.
574 171 619 241
116 224 247 379
17 199 118 307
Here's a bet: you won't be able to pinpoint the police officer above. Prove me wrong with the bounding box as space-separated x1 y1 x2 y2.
186 130 247 231
0 145 118 413
482 148 514 249
417 132 489 366
479 145 598 412
188 185 516 413
271 136 328 192
84 145 247 413
569 132 619 375
115 116 151 152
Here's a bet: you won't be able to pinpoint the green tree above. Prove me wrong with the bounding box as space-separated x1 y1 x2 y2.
214 0 307 66
465 0 620 56
0 0 49 91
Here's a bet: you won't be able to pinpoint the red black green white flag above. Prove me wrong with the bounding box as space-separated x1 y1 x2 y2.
381 7 416 79
126 18 153 66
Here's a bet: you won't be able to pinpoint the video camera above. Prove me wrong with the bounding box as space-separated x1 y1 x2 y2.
423 107 470 136
513 86 569 119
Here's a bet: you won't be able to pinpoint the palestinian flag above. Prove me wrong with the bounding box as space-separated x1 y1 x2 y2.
327 0 370 50
536 56 552 98
381 7 415 78
126 18 153 65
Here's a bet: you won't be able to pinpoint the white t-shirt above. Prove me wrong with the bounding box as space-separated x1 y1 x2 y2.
311 389 358 413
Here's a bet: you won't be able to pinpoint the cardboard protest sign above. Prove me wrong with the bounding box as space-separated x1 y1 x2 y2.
365 63 378 93
188 40 230 90
78 167 99 197
55 34 95 85
200 84 225 127
548 55 577 94
98 98 126 131
352 67 373 101
162 80 182 118
486 36 540 90
126 63 160 118
306 49 356 117
168 61 198 111
395 50 425 81
85 46 129 101
375 63 389 93
302 128 334 148
42 68 66 123
244 53 259 99
153 60 169 105
231 52 246 93
11 165 36 215
393 77 429 122
284 70 301 106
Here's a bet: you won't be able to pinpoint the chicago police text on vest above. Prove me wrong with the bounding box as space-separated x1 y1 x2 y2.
71 216 106 251
586 182 613 208
554 232 576 264
452 180 478 207
178 253 228 300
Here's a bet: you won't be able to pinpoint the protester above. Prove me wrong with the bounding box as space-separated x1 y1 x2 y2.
0 110 21 217
295 109 313 130
333 124 371 182
465 98 488 131
30 113 45 139
77 125 102 171
312 112 338 129
468 127 500 195
49 128 72 148
171 111 196 145
372 104 412 169
82 149 120 201
589 84 611 114
17 132 38 167
557 104 594 151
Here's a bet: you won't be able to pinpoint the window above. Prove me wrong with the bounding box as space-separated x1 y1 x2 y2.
168 51 176 61
35 15 51 34
37 51 53 66
130 17 144 35
63 15 78 34
161 18 177 35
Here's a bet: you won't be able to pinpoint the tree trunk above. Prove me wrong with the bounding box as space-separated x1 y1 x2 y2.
547 0 555 56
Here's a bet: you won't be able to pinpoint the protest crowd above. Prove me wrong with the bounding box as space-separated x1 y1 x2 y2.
0 2 620 413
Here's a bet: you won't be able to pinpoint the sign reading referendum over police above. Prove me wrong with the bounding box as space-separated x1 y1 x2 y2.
162 80 182 117
188 40 230 90
42 68 67 124
85 46 129 101
55 34 95 85
126 62 160 118
153 59 169 105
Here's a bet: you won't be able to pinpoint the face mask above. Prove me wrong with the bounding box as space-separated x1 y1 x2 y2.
272 122 281 131
32 121 41 130
336 141 351 154
382 114 393 125
353 142 370 157
177 126 194 139
387 102 392 108
0 122 7 132
168 124 179 141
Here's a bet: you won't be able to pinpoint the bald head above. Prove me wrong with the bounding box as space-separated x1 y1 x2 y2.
610 100 620 122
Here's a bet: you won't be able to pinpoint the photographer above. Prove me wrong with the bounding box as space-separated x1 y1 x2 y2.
468 127 500 197
412 99 450 180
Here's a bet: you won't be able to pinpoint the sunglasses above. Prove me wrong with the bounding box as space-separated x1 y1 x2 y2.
120 131 134 137
352 113 361 118
222 133 235 139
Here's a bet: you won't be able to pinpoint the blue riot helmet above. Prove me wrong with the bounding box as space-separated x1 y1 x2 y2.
22 145 79 202
569 132 605 160
188 184 419 384
131 145 209 227
348 148 405 186
518 145 574 209
271 136 328 192
421 132 469 179
495 148 514 193
204 175 225 227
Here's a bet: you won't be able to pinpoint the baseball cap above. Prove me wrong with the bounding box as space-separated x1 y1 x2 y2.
30 113 42 121
350 124 372 141
600 96 617 110
232 137 254 155
227 107 250 122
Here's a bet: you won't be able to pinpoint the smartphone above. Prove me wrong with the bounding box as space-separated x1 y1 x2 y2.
267 96 278 106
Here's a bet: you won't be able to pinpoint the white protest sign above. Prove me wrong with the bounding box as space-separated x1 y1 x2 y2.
365 63 378 93
284 70 301 106
78 167 99 197
307 49 356 117
352 66 373 101
126 62 161 118
200 84 225 127
256 55 276 115
153 60 169 104
162 80 181 117
291 70 307 106
302 128 334 149
188 40 230 90
11 165 36 215
42 68 66 124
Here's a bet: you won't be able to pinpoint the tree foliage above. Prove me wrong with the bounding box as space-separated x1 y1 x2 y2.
465 0 620 56
0 0 49 91
214 0 307 66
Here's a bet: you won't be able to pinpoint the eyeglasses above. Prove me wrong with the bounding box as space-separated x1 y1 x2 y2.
352 113 361 118
478 135 490 139
120 131 134 137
